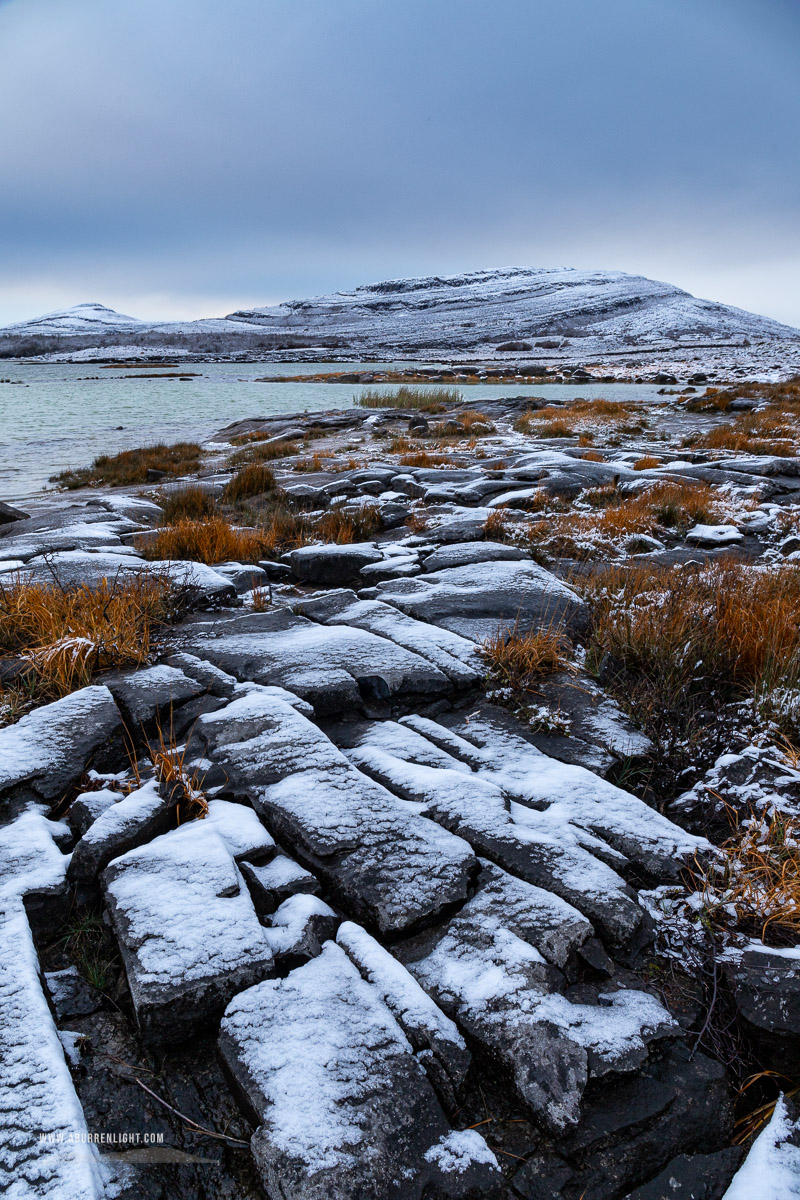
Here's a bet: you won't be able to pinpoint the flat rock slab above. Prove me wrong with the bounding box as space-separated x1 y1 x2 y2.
191 689 477 936
179 608 455 714
420 540 529 571
371 558 589 641
337 920 471 1107
0 900 109 1199
347 719 647 949
722 943 800 1053
103 820 274 1043
397 862 676 1133
285 542 383 585
293 589 482 687
219 942 501 1200
0 685 122 804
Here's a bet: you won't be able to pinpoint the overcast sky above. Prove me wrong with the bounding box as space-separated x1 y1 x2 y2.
0 0 798 326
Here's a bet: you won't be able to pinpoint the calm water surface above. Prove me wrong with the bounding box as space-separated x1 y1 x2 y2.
0 361 666 501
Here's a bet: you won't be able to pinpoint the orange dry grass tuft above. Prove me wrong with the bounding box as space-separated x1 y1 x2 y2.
481 620 572 698
398 450 455 468
0 572 173 713
157 486 216 522
514 397 641 439
53 442 203 489
582 560 800 702
231 439 299 465
222 463 275 502
686 804 800 946
634 455 661 470
292 451 336 472
482 510 511 539
149 722 209 823
316 504 382 543
137 516 270 564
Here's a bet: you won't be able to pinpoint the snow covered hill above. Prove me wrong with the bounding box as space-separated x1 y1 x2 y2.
2 268 798 368
226 267 800 352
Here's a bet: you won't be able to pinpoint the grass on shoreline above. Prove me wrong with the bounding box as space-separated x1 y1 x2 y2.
357 385 462 413
52 442 203 489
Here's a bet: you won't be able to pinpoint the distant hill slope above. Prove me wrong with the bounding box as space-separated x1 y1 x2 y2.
1 268 798 363
226 267 800 352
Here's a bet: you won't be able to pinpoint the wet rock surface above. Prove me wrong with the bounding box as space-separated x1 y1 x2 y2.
3 386 800 1197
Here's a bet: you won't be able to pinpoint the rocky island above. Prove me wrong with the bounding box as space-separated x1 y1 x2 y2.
3 368 800 1200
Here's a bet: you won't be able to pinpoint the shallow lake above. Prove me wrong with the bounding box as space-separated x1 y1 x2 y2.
0 361 668 500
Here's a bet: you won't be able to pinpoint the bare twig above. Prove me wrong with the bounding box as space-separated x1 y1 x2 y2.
134 1079 249 1145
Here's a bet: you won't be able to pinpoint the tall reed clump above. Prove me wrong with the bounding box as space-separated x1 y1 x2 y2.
357 385 462 413
53 442 203 488
157 486 216 522
221 463 276 503
0 572 173 717
315 504 383 543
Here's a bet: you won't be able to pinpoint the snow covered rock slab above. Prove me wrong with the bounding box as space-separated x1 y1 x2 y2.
404 713 704 880
180 608 454 714
397 864 676 1132
0 685 122 805
191 688 478 934
241 853 320 916
347 721 646 948
101 663 203 728
372 558 589 640
0 901 107 1200
722 1094 800 1199
420 540 529 571
293 589 482 687
219 942 501 1200
337 921 471 1106
263 893 339 968
67 778 176 886
103 821 273 1043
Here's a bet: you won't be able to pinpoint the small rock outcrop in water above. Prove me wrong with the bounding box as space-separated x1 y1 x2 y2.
3 380 800 1198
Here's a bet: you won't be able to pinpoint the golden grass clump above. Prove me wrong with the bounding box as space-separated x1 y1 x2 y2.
481 620 572 703
398 450 455 468
231 439 299 465
582 560 800 705
157 485 216 522
137 516 270 564
53 442 203 489
292 451 336 473
687 805 800 947
222 463 276 503
634 455 661 470
357 385 462 413
0 572 173 714
315 504 382 543
514 397 642 440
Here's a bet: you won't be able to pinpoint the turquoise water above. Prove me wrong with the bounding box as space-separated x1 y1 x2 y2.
0 361 665 501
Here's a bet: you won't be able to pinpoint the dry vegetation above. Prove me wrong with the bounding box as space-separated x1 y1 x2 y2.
516 479 737 556
357 385 462 413
230 439 300 466
0 572 174 720
136 516 272 564
316 504 383 543
578 559 800 798
157 485 216 522
513 397 647 441
221 463 276 503
481 621 571 695
683 377 800 457
53 442 203 489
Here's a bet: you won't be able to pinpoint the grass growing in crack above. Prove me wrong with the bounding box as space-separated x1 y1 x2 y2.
357 385 462 413
230 439 300 466
480 620 573 722
52 442 203 489
54 909 120 992
514 397 645 440
0 572 174 719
